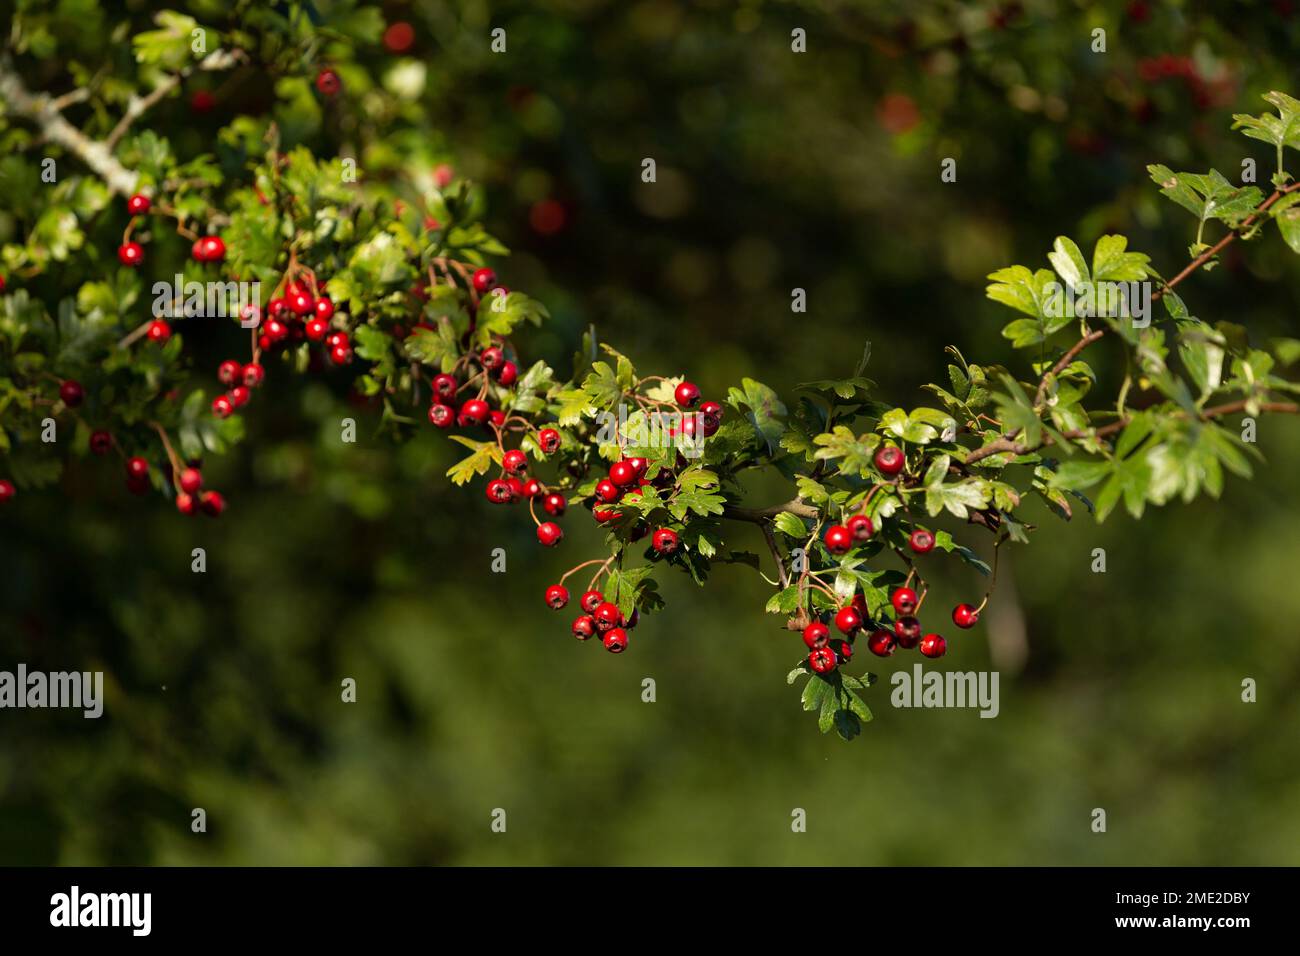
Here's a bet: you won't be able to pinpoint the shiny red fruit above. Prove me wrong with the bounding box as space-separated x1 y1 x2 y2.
545 585 569 609
179 467 202 494
867 629 896 657
572 615 597 641
117 242 144 267
919 634 947 658
428 404 454 428
909 528 935 554
674 380 701 408
542 493 567 517
609 461 636 487
593 602 622 631
471 268 497 293
875 445 905 476
538 428 561 454
537 522 564 546
288 291 314 316
502 449 528 475
594 479 621 504
175 492 196 516
802 621 830 650
126 194 151 215
651 528 680 555
146 320 170 343
485 479 514 504
89 431 112 456
458 399 490 426
834 606 862 635
847 514 874 541
218 360 242 385
580 590 604 614
808 647 837 674
242 363 265 388
893 616 921 648
823 524 852 555
315 68 341 96
314 296 335 321
199 490 226 516
431 374 458 402
603 628 629 653
497 361 518 386
126 456 149 480
891 587 918 616
521 478 542 498
479 346 504 370
212 395 234 418
59 380 84 407
953 603 980 629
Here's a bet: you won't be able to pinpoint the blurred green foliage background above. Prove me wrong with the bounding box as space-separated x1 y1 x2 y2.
3 0 1300 864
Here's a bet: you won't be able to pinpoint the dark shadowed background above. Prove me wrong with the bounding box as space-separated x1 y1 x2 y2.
2 0 1299 864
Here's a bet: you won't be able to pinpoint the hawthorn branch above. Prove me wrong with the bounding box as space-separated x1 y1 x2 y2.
0 54 139 196
722 499 819 523
970 180 1300 465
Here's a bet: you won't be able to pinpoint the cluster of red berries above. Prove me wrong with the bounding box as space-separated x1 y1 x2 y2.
545 585 640 654
801 586 983 674
171 465 225 517
211 358 267 418
116 193 225 271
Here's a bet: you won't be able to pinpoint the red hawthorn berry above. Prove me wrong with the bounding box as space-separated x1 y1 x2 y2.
834 606 862 636
823 524 852 555
891 587 919 616
953 603 980 629
521 478 542 498
428 403 455 428
867 629 897 657
479 346 504 371
431 374 458 402
329 344 352 365
190 90 215 113
831 639 853 664
538 428 561 454
126 474 150 496
875 445 905 476
537 521 564 546
434 163 454 188
126 194 151 215
502 449 528 475
485 479 514 504
808 647 837 674
126 456 149 480
609 461 637 487
264 318 290 343
594 479 621 504
893 616 921 648
802 621 830 650
851 591 869 620
497 361 518 386
384 21 416 53
909 528 935 554
543 493 567 517
199 490 226 517
593 505 617 523
572 615 597 641
218 360 242 386
212 395 234 418
145 319 170 343
847 514 874 542
580 590 604 614
228 385 251 408
314 296 335 321
545 584 569 609
258 334 272 351
192 236 225 262
325 331 349 350
117 242 144 267
919 633 947 659
175 492 196 516
315 68 341 97
0 479 14 503
603 628 629 653
89 430 112 456
628 457 648 477
700 399 723 424
179 467 203 495
489 409 507 428
288 291 314 316
242 363 265 388
506 478 525 501
268 297 288 318
651 528 680 555
593 602 623 631
59 380 84 407
674 380 701 408
471 268 497 293
458 399 490 427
